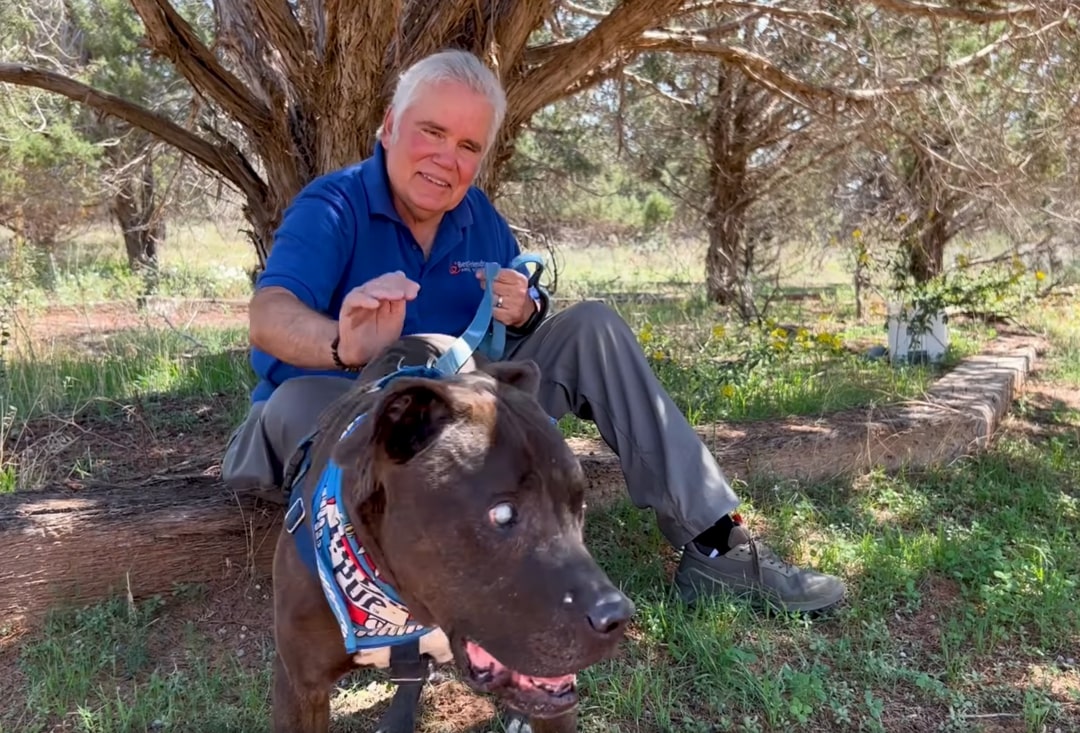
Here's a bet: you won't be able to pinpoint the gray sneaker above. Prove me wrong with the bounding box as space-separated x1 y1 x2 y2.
674 526 846 614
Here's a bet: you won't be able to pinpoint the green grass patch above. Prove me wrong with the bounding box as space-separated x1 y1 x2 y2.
9 591 273 733
2 220 258 307
6 422 1078 732
3 326 253 424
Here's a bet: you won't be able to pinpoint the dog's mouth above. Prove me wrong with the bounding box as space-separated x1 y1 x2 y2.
458 638 577 718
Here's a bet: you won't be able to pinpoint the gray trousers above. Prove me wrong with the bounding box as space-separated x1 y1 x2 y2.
220 301 740 548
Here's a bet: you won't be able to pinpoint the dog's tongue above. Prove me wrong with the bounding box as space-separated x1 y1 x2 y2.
465 640 576 692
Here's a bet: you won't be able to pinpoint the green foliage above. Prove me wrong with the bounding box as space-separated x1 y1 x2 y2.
0 90 103 246
628 307 962 425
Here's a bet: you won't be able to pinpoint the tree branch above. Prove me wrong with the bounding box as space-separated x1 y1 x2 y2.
0 62 270 232
678 1 845 26
510 0 686 123
623 68 695 106
633 28 1018 105
249 0 311 89
129 0 273 133
863 0 1043 22
559 0 607 21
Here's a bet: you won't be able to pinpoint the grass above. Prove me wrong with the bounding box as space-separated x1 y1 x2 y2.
1 220 257 308
5 407 1078 732
2 221 1078 732
3 326 253 423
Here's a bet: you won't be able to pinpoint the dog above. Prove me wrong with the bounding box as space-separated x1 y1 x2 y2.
269 341 635 733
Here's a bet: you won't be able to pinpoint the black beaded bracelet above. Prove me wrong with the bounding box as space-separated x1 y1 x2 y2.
331 335 361 372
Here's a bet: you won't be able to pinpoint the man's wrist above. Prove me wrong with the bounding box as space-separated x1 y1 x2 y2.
510 292 548 334
513 297 541 327
331 335 362 372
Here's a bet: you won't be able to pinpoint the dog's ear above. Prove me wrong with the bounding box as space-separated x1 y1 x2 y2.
483 360 541 397
369 379 457 464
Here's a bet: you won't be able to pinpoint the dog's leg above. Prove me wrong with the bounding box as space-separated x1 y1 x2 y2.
373 642 428 733
271 652 332 733
501 709 578 733
528 710 578 733
372 680 424 733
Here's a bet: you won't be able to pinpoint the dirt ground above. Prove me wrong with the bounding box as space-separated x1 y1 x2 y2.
3 302 1078 731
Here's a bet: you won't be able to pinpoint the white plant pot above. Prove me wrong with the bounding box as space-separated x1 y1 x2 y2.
886 303 949 365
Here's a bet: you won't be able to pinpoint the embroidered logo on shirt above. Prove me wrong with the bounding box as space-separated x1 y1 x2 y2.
450 259 488 275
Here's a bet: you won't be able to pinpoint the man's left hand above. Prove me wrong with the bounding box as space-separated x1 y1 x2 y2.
477 267 537 327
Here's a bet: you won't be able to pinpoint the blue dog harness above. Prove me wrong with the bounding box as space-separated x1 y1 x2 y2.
281 255 546 663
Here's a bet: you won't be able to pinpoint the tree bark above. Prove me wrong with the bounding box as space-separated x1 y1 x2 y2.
111 154 166 275
704 66 755 317
902 134 953 283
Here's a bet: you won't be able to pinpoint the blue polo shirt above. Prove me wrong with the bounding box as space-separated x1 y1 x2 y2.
249 142 522 403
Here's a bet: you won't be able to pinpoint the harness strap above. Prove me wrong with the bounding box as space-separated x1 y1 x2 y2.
388 639 426 684
283 433 317 576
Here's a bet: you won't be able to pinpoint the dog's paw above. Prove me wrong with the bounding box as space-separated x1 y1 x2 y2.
500 712 531 733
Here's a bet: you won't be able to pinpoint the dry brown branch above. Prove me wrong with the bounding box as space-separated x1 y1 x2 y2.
0 62 266 205
864 0 1045 22
623 68 695 106
510 0 685 123
248 0 311 90
678 1 844 25
634 27 1022 106
129 0 272 134
490 0 553 78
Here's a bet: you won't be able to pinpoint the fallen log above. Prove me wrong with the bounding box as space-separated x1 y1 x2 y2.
0 338 1040 629
1 475 281 629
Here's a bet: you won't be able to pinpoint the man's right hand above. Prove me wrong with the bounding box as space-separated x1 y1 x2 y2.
335 271 421 368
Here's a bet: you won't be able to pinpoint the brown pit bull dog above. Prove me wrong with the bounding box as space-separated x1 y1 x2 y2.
270 352 635 733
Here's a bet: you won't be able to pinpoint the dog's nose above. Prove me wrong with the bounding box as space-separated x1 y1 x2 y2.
586 590 635 635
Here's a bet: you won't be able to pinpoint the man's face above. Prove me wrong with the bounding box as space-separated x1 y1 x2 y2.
380 80 493 226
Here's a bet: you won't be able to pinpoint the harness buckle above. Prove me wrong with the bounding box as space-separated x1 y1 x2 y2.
284 496 306 535
389 640 427 684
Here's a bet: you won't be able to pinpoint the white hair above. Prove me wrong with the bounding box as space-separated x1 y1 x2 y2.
382 49 507 155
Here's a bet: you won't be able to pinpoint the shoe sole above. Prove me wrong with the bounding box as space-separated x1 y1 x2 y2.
674 569 847 615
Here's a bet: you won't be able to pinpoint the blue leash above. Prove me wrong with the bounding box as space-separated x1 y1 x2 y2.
433 253 545 375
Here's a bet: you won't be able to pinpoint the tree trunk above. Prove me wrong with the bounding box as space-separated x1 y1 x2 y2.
908 209 948 283
0 476 281 628
704 66 755 319
111 156 165 275
903 134 952 284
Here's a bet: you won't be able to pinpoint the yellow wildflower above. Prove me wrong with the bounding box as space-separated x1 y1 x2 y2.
1035 270 1046 281
852 228 863 240
712 324 727 339
721 384 736 399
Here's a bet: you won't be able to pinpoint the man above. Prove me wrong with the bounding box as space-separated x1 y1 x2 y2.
221 49 845 614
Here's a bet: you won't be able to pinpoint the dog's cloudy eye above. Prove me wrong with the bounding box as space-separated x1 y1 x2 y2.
489 502 516 527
